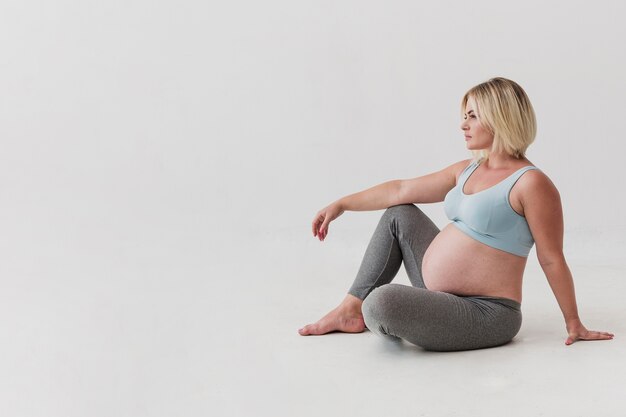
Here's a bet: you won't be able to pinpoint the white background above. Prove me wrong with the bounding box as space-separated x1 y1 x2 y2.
1 1 625 416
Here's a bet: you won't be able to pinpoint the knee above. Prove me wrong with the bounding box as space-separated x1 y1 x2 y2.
362 284 403 334
382 204 429 230
382 204 419 221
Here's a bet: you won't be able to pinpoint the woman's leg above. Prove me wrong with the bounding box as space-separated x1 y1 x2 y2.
299 204 440 336
348 204 440 299
362 283 522 351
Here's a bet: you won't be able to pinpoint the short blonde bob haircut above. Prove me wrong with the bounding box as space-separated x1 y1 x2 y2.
461 77 537 161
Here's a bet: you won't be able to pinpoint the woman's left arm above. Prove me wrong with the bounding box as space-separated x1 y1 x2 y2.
521 171 614 345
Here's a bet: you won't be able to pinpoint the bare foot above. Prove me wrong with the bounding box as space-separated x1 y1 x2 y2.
298 295 365 336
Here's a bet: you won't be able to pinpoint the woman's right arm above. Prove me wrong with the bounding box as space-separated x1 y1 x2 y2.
312 159 470 241
312 180 400 241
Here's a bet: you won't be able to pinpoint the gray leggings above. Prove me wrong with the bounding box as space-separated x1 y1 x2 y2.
348 204 522 352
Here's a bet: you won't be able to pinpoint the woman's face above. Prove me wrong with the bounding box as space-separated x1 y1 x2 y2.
460 96 493 150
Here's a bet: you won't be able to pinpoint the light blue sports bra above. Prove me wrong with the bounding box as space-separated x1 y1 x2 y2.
443 158 541 257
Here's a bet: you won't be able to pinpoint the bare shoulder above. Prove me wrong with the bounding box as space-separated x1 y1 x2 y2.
515 167 566 263
517 167 560 204
395 158 474 205
448 158 474 184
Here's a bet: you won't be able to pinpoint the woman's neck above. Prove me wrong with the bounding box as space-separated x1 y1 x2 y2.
481 153 528 170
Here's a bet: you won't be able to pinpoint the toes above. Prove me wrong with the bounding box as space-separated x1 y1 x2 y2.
299 316 365 336
298 324 317 336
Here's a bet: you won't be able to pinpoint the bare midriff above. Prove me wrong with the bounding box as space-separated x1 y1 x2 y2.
421 223 526 303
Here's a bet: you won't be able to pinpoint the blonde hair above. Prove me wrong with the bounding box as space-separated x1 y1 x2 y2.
461 77 537 161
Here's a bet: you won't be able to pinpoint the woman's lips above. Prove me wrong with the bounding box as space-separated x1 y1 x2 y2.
465 135 472 141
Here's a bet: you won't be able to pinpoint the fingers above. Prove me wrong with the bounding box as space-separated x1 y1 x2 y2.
311 202 343 241
318 223 328 241
312 213 324 238
312 217 319 237
311 215 328 241
319 219 329 238
582 331 614 341
565 331 614 345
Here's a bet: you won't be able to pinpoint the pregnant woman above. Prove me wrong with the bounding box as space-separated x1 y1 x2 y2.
298 77 613 351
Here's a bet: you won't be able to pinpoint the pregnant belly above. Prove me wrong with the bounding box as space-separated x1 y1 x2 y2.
421 223 526 302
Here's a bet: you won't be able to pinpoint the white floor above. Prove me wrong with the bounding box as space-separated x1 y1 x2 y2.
1 230 624 417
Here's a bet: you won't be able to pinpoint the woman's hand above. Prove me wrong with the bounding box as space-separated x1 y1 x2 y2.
565 319 614 345
312 202 345 241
